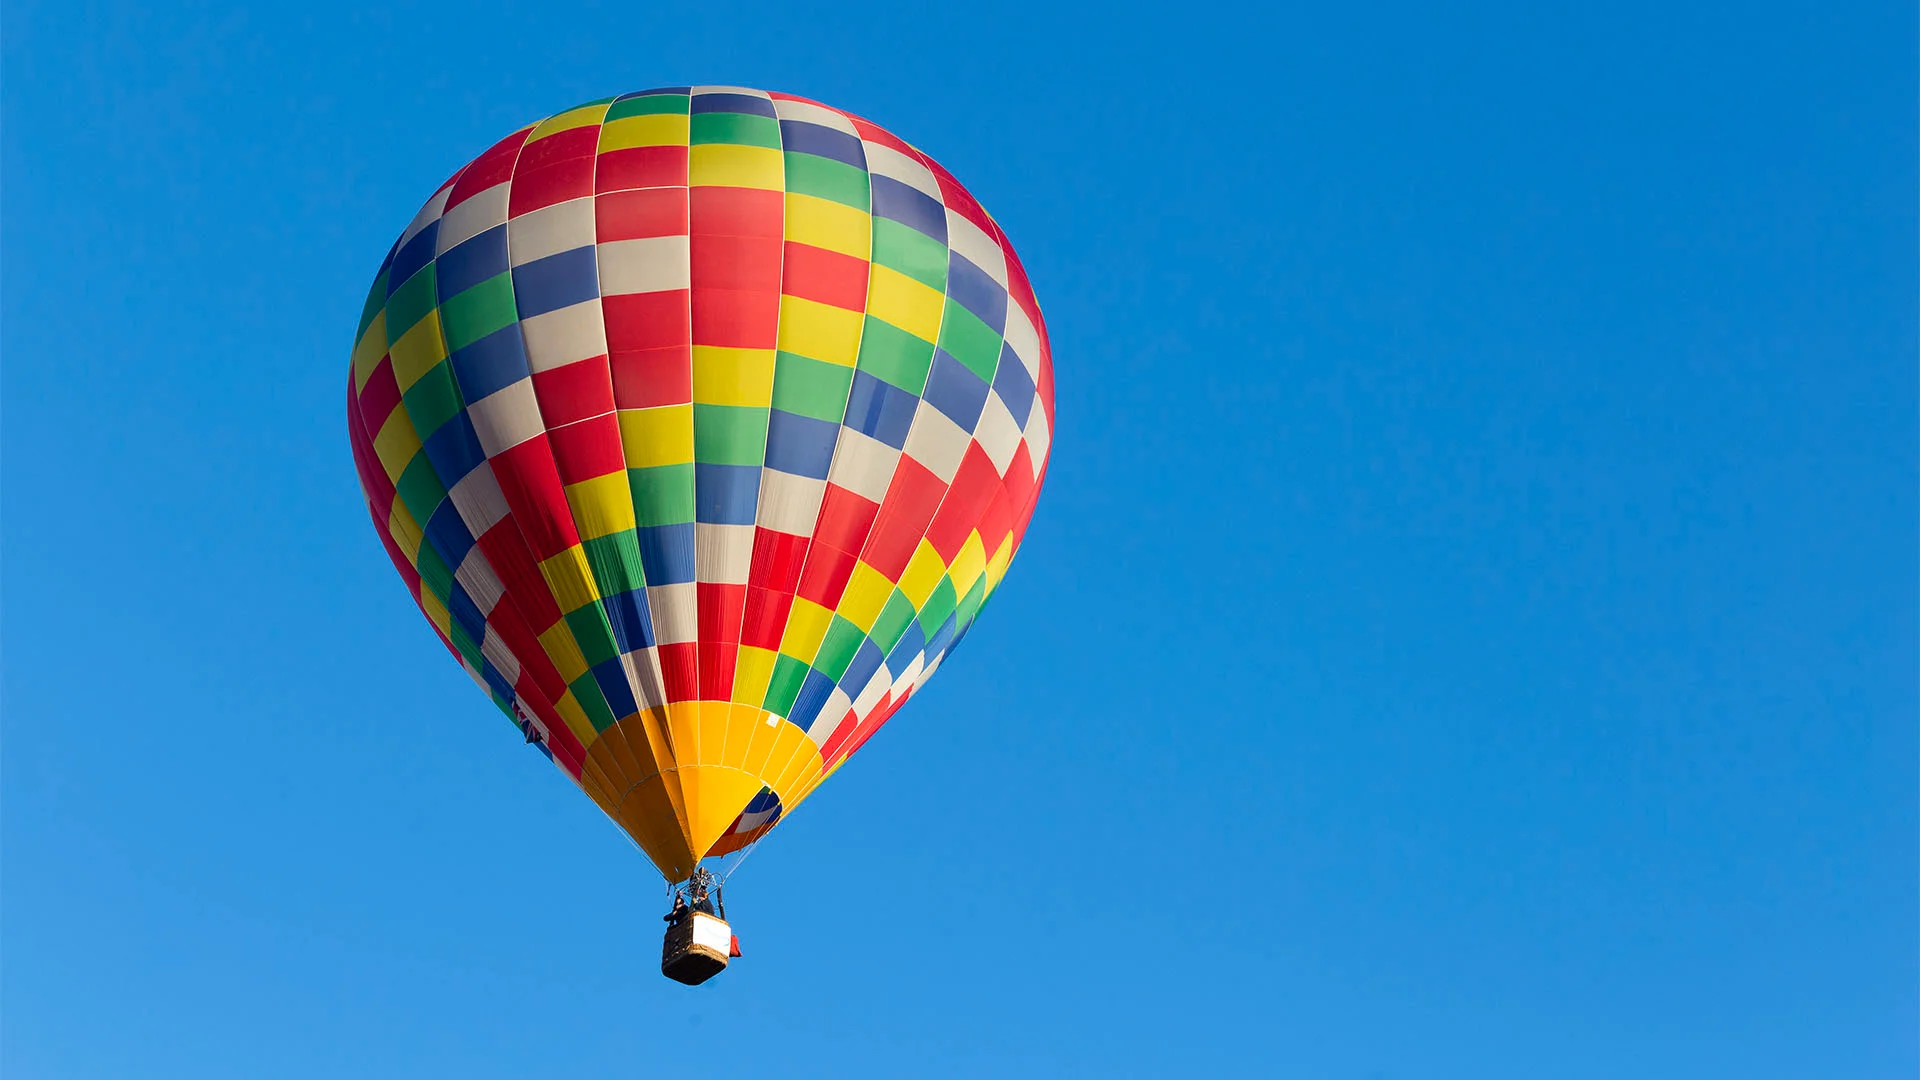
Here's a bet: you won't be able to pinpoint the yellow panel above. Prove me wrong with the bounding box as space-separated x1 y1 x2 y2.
538 545 602 613
617 405 693 468
351 314 387 391
983 535 1015 592
776 295 864 366
389 311 448 391
865 264 945 343
948 531 988 597
667 700 702 764
689 144 783 190
691 346 776 406
779 597 834 659
897 540 948 608
741 714 792 778
732 646 778 707
726 703 765 769
536 619 590 683
420 588 452 639
563 472 636 540
783 193 871 258
694 700 731 766
678 764 769 862
599 113 689 152
553 690 601 748
768 730 826 797
371 409 423 482
837 561 894 632
530 103 610 140
386 499 423 566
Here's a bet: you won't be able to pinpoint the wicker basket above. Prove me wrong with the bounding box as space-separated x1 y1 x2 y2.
661 912 731 985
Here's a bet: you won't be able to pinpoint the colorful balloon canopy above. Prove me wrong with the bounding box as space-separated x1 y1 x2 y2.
346 87 1053 881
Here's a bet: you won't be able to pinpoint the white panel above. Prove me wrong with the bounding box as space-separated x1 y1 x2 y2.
691 85 765 97
771 97 856 132
1001 302 1042 382
826 427 900 504
695 523 754 584
913 653 944 690
973 392 1023 476
401 186 452 248
597 236 691 295
448 464 512 535
436 183 510 254
521 301 609 373
1023 405 1052 478
507 197 596 266
946 213 1008 287
850 664 892 716
901 401 970 483
467 381 546 456
479 625 522 683
804 686 854 746
620 647 668 714
454 545 506 614
889 655 924 697
862 142 940 200
756 470 827 536
646 582 698 644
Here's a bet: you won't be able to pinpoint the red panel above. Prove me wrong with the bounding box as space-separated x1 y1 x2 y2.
508 160 595 218
748 528 808 591
1013 459 1047 545
740 587 794 651
817 705 865 765
515 126 600 172
690 187 782 238
595 146 688 193
604 290 690 351
697 582 746 644
924 156 994 237
860 458 948 578
699 643 738 700
924 445 999 560
357 355 402 431
447 128 532 210
810 484 879 552
475 519 563 629
974 483 1013 555
489 436 580 559
596 186 689 241
690 288 778 348
1001 441 1036 512
546 413 625 484
611 346 692 409
849 117 914 157
658 641 698 702
1034 343 1055 426
780 242 868 310
795 543 857 608
1000 236 1046 348
531 357 616 429
691 234 783 292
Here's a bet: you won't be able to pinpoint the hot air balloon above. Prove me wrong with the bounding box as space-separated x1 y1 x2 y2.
345 87 1052 982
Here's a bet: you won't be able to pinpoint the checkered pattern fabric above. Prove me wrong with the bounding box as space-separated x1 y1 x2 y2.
347 88 1053 881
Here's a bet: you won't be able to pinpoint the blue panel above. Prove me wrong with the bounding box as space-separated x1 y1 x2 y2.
691 92 776 116
763 409 838 479
481 660 516 704
844 369 919 449
436 224 509 301
620 86 692 98
870 175 946 243
924 613 958 661
946 252 1008 333
637 523 696 584
449 323 531 403
389 222 439 296
511 246 600 319
884 621 927 675
423 499 477 570
447 580 488 644
790 667 838 730
603 587 656 653
421 411 487 485
743 788 781 814
591 658 639 719
839 638 886 698
694 463 761 525
779 121 865 169
991 341 1036 427
922 350 990 430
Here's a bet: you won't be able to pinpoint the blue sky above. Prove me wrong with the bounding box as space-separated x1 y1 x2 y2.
4 1 1914 1077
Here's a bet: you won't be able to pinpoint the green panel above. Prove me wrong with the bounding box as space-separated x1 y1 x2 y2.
763 654 810 715
416 536 455 603
771 353 855 421
569 673 619 732
815 616 864 681
606 94 690 121
916 576 958 636
870 591 918 654
936 304 1004 385
693 404 769 465
357 271 391 340
395 454 448 523
856 317 936 393
690 112 780 148
400 362 464 438
582 530 646 595
384 263 440 344
563 605 619 668
783 153 870 210
450 619 483 671
628 464 696 526
439 273 518 353
953 575 988 626
870 218 947 290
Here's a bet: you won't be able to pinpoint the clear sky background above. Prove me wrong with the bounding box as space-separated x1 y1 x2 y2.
5 2 1915 1077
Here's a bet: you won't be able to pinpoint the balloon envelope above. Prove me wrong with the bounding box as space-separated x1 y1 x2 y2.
347 87 1053 880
